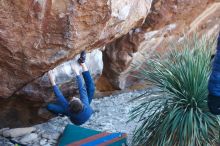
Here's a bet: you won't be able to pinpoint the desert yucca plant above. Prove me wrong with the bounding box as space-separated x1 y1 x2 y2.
129 35 220 146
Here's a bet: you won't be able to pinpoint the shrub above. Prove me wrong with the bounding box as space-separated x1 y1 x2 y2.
129 35 220 146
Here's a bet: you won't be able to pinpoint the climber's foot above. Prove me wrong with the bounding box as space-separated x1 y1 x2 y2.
78 51 86 64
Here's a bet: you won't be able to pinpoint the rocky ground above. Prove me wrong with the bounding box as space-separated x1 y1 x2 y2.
0 88 156 146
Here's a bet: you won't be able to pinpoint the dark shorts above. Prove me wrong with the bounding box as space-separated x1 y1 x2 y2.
208 94 220 115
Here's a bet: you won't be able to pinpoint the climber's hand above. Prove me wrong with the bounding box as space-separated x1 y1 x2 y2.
48 70 56 86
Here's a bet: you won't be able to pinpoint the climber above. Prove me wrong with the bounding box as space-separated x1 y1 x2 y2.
208 32 220 115
47 51 95 125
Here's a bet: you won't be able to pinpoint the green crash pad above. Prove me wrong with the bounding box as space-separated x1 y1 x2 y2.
58 124 127 146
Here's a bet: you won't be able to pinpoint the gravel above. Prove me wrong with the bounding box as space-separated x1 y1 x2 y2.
0 89 153 146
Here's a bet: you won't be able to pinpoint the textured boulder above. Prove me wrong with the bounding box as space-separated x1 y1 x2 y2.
0 0 151 98
14 0 220 96
100 0 220 89
102 29 145 89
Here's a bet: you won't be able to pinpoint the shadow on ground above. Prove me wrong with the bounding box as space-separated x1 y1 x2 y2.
0 97 47 128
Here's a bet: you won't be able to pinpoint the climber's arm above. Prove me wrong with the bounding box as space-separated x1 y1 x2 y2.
48 70 69 108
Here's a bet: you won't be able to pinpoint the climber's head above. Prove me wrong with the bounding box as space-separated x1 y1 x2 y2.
69 97 83 114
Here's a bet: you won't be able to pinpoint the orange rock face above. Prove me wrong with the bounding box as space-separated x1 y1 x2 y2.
100 0 220 90
0 0 150 98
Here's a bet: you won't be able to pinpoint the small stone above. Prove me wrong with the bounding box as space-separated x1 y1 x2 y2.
40 138 47 145
32 143 40 146
2 130 10 137
44 143 52 146
0 136 14 145
32 137 40 142
11 137 20 142
50 133 60 140
20 133 38 144
35 128 41 133
0 128 10 136
42 133 51 139
48 139 56 144
35 128 43 135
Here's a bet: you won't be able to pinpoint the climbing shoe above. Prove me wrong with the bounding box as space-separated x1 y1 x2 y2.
78 51 86 64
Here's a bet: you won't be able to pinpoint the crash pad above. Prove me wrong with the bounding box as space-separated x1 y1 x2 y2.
58 124 127 146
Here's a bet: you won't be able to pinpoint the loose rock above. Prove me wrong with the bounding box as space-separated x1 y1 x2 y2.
0 136 13 146
40 139 47 146
0 128 9 136
0 89 156 146
20 133 38 144
2 127 36 138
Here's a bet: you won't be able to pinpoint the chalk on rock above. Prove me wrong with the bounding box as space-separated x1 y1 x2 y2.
20 133 38 144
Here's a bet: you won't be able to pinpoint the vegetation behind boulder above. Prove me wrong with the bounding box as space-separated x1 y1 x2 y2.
130 35 220 146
